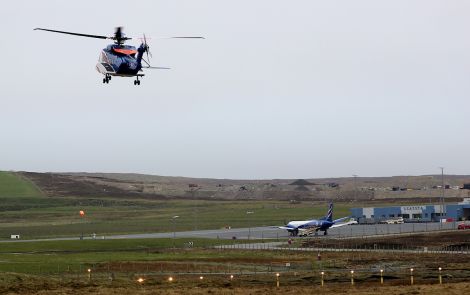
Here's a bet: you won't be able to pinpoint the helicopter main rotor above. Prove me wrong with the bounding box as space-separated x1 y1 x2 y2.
34 27 204 45
34 27 131 45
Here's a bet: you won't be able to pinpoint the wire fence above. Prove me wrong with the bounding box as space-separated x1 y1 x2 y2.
3 263 468 287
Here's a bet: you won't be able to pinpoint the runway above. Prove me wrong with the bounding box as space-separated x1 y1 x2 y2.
0 221 459 243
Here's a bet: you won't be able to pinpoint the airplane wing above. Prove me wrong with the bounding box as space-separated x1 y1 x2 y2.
333 216 351 224
330 219 357 228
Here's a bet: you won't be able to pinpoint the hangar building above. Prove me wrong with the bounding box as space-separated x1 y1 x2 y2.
350 198 470 223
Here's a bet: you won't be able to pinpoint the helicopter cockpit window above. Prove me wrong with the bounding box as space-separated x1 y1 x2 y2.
99 52 109 63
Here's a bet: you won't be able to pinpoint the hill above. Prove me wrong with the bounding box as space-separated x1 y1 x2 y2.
0 172 43 198
17 171 470 202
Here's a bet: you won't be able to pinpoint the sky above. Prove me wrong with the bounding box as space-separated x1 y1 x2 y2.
1 0 470 179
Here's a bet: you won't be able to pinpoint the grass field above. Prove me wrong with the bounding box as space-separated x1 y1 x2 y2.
0 172 42 198
0 238 260 274
0 172 444 241
0 236 468 294
0 170 357 239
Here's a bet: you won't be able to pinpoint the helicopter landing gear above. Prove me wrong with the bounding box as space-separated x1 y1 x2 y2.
134 77 141 85
102 74 111 84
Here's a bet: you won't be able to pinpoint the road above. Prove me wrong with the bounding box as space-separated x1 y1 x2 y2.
0 222 459 243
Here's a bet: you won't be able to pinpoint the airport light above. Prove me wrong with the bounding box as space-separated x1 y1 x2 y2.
320 271 325 287
276 273 280 288
87 268 92 281
199 276 204 280
350 270 354 286
171 216 179 247
438 267 443 284
137 277 144 284
380 269 384 285
230 274 234 280
410 268 414 285
168 276 174 282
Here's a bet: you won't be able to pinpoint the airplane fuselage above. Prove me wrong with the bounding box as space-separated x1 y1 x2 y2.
284 219 333 235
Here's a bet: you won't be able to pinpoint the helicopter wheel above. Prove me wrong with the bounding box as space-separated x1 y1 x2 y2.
102 78 106 84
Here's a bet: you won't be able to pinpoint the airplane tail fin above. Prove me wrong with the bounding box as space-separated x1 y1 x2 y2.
325 202 333 222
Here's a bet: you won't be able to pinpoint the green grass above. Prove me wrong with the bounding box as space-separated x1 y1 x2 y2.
0 172 42 198
0 198 354 239
0 171 394 239
0 238 260 274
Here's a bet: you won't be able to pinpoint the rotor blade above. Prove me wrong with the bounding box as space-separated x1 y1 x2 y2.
143 66 171 70
142 57 151 67
170 37 205 39
153 36 205 40
34 28 109 39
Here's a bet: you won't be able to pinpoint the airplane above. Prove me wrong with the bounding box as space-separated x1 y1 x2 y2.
279 202 355 237
34 27 204 85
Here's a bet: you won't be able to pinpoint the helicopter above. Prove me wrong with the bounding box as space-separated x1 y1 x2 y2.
34 27 203 85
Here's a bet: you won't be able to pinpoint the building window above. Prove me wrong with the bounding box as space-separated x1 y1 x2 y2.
402 214 410 219
389 214 395 217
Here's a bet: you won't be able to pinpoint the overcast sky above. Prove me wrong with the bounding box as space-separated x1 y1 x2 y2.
1 0 470 179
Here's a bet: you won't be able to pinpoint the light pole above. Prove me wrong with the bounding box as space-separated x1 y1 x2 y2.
353 175 358 202
246 211 254 240
171 215 179 248
438 267 442 284
410 268 414 285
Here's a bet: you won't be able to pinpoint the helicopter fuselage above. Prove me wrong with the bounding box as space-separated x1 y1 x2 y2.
96 44 145 77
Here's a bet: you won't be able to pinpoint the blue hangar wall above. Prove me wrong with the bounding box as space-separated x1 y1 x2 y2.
350 203 470 223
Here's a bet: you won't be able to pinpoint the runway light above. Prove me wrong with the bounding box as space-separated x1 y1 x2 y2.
199 276 204 280
410 268 414 273
137 277 144 284
87 268 91 273
439 267 442 272
230 275 234 280
350 270 354 274
168 276 173 282
276 273 280 288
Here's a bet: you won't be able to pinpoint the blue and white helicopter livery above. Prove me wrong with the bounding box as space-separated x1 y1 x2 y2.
34 27 203 85
279 203 355 237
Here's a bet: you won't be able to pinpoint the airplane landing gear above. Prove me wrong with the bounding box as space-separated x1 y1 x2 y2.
134 77 141 85
323 230 328 236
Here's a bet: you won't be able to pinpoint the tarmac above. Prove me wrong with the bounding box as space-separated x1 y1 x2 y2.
0 221 459 243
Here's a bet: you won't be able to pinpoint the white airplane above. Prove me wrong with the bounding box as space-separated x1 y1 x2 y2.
279 202 355 236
